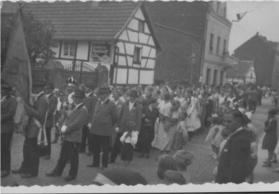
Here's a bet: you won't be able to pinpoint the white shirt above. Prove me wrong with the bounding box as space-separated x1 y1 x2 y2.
129 102 135 111
120 131 139 147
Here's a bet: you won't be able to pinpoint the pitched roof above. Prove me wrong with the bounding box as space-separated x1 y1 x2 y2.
143 1 208 40
2 1 140 41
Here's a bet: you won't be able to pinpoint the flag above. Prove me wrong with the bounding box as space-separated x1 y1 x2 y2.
2 8 32 104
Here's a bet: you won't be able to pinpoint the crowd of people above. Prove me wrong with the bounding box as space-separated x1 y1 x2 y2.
1 77 279 185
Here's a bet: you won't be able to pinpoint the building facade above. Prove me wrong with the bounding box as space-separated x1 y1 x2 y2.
234 33 278 87
144 1 206 84
201 1 232 86
2 1 160 85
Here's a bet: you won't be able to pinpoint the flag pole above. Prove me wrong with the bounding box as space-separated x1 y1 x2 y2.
18 2 33 105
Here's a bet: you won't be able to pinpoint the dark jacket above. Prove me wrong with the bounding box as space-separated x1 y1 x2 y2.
24 93 48 138
262 117 278 151
119 101 142 133
84 93 98 124
63 103 88 143
216 128 252 184
90 99 118 136
45 93 58 128
1 95 17 133
142 106 159 128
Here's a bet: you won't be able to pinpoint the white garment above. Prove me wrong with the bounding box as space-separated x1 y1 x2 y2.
129 102 135 111
120 131 139 147
158 100 172 117
68 92 74 105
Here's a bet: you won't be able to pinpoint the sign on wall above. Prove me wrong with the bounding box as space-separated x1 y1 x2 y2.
91 44 111 63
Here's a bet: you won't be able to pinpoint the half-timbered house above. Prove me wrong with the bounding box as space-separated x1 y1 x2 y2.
3 1 160 85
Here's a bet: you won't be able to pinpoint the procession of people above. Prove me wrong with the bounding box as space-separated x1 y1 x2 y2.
1 76 279 185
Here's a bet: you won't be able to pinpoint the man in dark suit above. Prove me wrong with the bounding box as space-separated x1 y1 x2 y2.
46 89 88 181
12 84 49 178
1 82 17 178
87 86 118 169
39 83 58 159
110 89 142 163
215 111 252 184
80 87 97 154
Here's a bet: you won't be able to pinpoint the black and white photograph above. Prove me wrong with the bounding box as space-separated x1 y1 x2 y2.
1 0 279 192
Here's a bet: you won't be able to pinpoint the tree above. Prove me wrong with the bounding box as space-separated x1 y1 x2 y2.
1 7 55 68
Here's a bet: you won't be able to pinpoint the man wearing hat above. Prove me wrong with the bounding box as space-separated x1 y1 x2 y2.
87 86 118 169
12 83 49 178
215 110 254 184
1 82 17 178
110 89 142 163
46 89 88 181
39 82 58 159
79 85 97 154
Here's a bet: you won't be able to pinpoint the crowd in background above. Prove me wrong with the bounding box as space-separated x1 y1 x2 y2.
1 77 279 185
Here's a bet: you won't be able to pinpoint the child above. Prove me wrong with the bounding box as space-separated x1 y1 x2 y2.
120 129 138 166
171 111 188 151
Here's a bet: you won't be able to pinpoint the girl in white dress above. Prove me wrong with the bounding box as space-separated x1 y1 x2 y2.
152 92 172 151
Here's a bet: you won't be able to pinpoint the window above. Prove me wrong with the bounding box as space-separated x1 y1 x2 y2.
138 20 145 33
216 36 220 55
223 39 227 56
213 69 218 86
63 41 76 56
133 47 142 64
209 33 214 53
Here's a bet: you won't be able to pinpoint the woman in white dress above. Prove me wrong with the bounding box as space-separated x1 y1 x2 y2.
186 95 201 139
152 89 172 152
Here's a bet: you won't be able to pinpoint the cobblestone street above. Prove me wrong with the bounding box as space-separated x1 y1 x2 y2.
2 98 278 187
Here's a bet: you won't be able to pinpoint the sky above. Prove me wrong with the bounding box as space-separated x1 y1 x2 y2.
227 1 279 53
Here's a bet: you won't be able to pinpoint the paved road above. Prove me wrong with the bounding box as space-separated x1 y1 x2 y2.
1 97 278 186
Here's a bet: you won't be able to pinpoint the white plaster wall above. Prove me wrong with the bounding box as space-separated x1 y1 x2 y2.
127 30 138 42
128 69 139 84
140 70 154 84
139 33 149 44
128 19 138 31
118 56 126 66
116 68 127 84
117 42 125 54
134 8 144 20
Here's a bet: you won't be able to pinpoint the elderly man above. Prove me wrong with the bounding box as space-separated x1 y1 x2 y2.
87 86 118 169
215 111 253 184
46 89 88 181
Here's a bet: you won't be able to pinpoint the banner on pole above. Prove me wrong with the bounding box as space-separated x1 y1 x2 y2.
2 9 32 104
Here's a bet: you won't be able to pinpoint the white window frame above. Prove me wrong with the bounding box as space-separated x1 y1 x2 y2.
63 41 75 57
